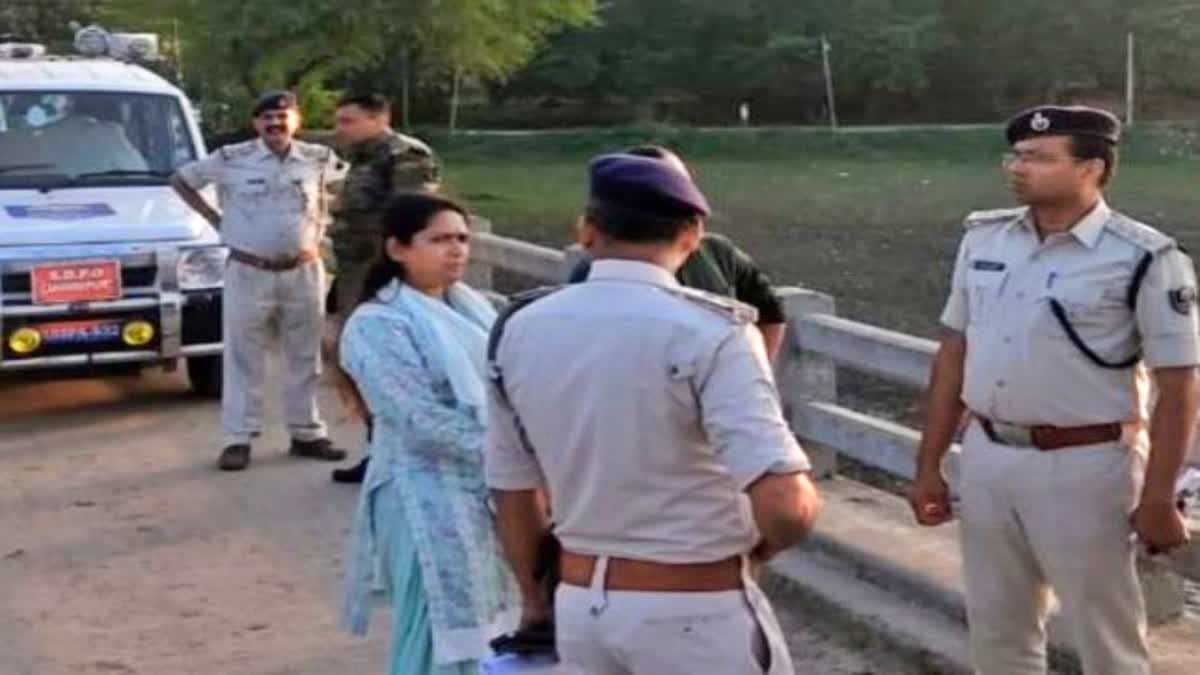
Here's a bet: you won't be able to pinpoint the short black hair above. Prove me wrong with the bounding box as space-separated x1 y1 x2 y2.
585 200 700 244
335 93 390 115
1069 135 1118 186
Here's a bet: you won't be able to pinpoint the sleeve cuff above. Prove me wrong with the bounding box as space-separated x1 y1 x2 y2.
940 308 967 332
485 468 545 491
729 442 812 491
1143 333 1200 369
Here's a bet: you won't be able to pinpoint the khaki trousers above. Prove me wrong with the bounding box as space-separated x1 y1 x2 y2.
221 259 328 447
554 556 781 675
958 420 1150 675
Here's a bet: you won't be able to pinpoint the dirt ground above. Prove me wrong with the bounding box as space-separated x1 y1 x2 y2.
0 363 911 675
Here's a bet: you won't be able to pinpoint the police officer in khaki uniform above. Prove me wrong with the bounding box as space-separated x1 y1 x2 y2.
912 106 1200 674
170 91 349 471
485 153 822 674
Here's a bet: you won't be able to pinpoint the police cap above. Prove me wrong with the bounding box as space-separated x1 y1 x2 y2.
1005 105 1121 145
252 90 299 117
588 153 711 218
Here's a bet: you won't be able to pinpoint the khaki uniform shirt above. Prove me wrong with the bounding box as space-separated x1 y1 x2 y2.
177 139 346 259
485 260 810 563
941 200 1200 428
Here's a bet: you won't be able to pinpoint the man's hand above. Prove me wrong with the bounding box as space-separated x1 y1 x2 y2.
909 469 953 526
1133 496 1191 554
912 331 966 527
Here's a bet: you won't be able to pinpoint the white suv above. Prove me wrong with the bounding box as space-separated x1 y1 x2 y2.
0 37 225 396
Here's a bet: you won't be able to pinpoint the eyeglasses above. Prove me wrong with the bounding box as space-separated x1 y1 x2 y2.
1001 151 1082 168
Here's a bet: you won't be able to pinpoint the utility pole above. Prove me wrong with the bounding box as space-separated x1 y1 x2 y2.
821 34 839 130
449 66 463 134
1125 31 1135 127
172 18 184 83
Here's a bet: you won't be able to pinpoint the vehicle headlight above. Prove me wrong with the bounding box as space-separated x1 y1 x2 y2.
177 247 227 290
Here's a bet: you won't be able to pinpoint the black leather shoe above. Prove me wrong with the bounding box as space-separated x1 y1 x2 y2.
218 444 252 471
331 457 369 484
289 438 348 462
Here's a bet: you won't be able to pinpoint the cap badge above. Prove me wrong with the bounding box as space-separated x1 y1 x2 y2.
1030 112 1051 132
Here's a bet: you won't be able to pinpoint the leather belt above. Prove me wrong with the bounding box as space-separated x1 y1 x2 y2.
229 247 318 272
560 551 742 592
978 417 1122 451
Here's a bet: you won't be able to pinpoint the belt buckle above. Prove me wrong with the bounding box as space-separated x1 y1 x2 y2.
991 421 1035 447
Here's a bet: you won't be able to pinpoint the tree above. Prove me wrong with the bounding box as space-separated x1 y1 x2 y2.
97 0 594 128
1 0 107 50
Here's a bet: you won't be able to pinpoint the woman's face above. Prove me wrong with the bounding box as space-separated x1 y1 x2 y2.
387 209 471 293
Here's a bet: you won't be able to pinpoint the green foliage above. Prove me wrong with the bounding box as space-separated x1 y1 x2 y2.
13 1 1200 129
493 0 1200 125
1 0 108 50
92 0 594 127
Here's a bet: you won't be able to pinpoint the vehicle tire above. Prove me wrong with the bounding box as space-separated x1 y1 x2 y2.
187 355 222 399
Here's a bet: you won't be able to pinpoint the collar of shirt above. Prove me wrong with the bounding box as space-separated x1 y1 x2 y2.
588 259 680 289
253 138 298 163
1013 198 1110 249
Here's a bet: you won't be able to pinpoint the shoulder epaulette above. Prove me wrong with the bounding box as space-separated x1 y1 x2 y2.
665 285 758 325
218 140 257 160
1104 213 1175 254
964 207 1027 230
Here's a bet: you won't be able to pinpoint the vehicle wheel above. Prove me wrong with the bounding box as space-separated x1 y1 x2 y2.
187 355 222 398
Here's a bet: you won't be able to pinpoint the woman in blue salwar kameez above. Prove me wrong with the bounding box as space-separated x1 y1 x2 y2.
337 192 517 674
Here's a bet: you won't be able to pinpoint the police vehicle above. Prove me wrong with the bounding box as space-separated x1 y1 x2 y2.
0 27 224 396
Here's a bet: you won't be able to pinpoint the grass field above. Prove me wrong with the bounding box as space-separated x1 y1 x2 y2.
433 126 1200 340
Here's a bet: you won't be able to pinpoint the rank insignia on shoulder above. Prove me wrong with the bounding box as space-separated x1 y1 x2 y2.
1169 287 1197 315
670 286 758 324
964 207 1027 230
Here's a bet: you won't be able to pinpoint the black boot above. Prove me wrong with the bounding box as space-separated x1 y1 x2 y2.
331 457 369 484
289 438 348 461
218 444 252 471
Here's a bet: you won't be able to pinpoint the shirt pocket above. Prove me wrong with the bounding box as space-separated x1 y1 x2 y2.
226 178 269 214
966 268 1008 326
1036 283 1127 343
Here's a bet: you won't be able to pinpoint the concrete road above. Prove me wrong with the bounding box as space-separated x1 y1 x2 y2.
0 363 906 675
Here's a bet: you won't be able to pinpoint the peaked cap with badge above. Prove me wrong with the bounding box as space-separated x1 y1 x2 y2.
252 90 299 117
1005 105 1121 146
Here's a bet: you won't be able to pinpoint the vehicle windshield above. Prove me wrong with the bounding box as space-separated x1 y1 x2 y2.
0 91 197 190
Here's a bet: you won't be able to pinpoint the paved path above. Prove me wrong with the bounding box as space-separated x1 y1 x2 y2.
0 364 907 675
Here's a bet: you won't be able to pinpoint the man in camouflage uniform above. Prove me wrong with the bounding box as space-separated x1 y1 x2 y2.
328 93 441 483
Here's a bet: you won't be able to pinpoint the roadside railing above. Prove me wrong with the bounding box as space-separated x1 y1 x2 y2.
468 226 1200 622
